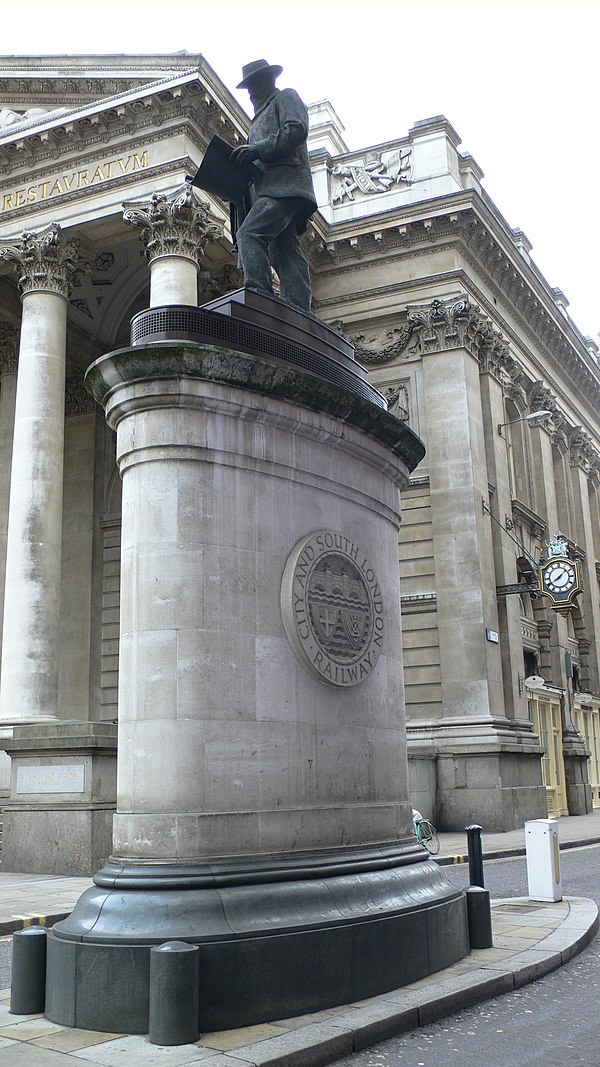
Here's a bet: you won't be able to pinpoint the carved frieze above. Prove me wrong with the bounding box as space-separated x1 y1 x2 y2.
332 149 412 204
0 320 19 375
197 264 244 303
0 222 83 297
65 366 97 417
330 317 415 366
123 184 223 265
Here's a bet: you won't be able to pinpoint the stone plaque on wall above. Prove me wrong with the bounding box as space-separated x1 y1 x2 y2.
16 764 86 794
281 531 384 687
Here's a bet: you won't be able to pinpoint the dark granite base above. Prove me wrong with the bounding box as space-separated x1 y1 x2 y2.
45 845 468 1034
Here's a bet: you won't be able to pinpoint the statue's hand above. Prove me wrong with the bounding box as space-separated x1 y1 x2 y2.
231 145 260 167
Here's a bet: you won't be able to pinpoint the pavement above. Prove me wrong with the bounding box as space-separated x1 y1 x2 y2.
0 811 597 1065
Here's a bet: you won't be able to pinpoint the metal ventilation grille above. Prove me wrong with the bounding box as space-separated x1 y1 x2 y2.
131 307 386 410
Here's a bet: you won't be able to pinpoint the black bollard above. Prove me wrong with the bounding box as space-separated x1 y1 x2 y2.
466 885 493 948
10 926 47 1015
465 823 484 888
148 941 200 1046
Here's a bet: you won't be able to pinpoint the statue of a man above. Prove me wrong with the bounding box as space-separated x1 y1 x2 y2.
231 60 317 313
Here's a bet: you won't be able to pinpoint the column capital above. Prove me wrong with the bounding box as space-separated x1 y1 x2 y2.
0 320 19 376
568 426 598 474
0 222 83 298
123 185 223 267
528 380 556 415
406 295 515 378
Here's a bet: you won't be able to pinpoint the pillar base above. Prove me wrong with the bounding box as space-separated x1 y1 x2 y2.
0 722 117 874
408 720 548 830
45 844 468 1033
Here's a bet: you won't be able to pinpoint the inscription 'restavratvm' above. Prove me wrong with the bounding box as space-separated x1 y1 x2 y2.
1 151 149 213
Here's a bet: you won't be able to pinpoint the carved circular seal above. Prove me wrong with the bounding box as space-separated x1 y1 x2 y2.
280 531 384 687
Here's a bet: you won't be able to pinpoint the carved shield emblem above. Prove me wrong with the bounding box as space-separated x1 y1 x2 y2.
341 607 368 648
280 531 385 687
311 604 341 646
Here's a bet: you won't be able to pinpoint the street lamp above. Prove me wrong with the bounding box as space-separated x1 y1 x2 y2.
497 409 553 437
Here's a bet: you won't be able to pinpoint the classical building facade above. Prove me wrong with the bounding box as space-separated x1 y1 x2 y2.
0 55 597 869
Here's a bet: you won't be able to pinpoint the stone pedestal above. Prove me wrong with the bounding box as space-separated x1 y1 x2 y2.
0 722 117 875
46 294 468 1033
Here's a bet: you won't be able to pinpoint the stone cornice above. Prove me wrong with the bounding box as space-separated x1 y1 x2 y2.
307 203 465 268
309 194 599 414
0 73 247 173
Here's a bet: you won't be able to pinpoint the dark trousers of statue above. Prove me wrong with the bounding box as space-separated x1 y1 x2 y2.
236 196 312 312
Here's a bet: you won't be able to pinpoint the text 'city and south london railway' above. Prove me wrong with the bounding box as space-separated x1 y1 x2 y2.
281 531 385 688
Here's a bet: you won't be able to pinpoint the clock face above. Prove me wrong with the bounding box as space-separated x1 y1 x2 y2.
544 561 577 594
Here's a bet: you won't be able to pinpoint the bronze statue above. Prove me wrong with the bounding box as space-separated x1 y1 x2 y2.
230 60 317 313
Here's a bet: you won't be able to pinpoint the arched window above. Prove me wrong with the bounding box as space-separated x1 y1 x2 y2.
552 443 572 539
588 481 600 565
503 400 528 502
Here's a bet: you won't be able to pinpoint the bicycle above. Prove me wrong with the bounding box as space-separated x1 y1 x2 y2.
412 809 440 855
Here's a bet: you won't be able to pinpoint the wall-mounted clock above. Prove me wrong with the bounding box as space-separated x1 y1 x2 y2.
538 555 582 614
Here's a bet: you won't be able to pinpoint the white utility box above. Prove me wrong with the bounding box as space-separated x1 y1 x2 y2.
524 819 562 901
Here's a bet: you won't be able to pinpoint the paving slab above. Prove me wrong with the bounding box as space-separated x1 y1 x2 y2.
0 895 595 1067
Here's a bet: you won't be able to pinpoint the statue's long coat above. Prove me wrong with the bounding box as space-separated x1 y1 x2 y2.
247 87 317 231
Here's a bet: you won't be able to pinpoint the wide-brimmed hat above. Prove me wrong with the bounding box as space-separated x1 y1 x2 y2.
237 59 283 89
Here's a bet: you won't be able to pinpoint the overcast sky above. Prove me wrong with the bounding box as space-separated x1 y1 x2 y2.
2 0 598 343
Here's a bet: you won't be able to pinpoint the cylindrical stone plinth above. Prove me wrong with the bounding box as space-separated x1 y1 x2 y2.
0 290 67 725
149 255 198 307
46 337 468 1034
107 349 411 862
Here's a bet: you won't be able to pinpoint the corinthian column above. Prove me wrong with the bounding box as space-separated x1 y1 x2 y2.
0 322 19 662
123 185 223 307
0 224 82 740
